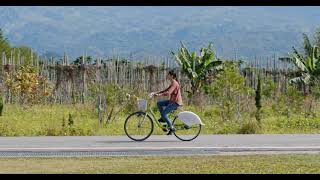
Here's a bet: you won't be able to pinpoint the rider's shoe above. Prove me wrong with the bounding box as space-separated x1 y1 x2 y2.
161 124 168 132
158 118 166 123
162 128 168 132
167 127 176 135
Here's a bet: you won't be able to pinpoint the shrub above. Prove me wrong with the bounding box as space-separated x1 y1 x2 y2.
0 96 3 116
238 121 260 134
255 74 262 124
216 122 240 134
44 126 61 136
262 77 276 98
272 85 304 117
206 61 254 121
89 83 141 124
4 65 52 105
68 113 74 126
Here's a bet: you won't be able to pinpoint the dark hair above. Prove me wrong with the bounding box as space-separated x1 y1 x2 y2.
168 70 179 83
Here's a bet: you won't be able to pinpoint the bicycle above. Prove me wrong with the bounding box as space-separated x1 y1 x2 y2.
124 94 205 141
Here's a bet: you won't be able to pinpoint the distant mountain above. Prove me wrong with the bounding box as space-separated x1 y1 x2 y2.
0 6 319 60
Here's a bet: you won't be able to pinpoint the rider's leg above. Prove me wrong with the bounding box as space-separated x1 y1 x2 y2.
160 102 179 129
157 100 170 115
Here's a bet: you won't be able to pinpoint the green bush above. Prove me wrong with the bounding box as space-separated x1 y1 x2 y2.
58 113 92 136
0 96 3 116
44 126 61 136
272 85 304 117
238 121 260 134
0 121 10 136
216 122 240 134
89 84 142 124
4 65 51 105
207 61 254 121
255 74 262 123
262 77 276 98
276 115 320 129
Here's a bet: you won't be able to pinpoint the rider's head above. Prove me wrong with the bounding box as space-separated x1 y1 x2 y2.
167 70 178 82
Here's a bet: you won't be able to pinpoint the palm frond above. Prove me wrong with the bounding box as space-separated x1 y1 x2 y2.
180 41 192 60
306 56 314 72
303 33 313 58
289 73 310 85
171 51 182 66
290 47 307 72
313 46 319 62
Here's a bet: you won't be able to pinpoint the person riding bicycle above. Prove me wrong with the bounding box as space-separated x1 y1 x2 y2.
151 70 183 135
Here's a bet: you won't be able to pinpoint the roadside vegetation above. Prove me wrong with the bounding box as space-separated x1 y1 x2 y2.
1 28 320 136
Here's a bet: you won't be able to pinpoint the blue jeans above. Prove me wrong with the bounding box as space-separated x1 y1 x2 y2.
157 100 179 129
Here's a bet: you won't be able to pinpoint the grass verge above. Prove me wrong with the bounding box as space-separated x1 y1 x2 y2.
0 154 319 174
1 104 320 136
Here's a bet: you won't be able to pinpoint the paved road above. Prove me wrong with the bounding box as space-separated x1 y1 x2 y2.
0 135 319 157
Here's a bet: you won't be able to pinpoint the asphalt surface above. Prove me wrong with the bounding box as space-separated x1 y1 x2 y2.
0 134 319 157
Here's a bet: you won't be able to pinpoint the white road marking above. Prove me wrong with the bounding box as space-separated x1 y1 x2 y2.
1 146 320 151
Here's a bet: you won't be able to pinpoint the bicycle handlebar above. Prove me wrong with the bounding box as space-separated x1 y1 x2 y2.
148 93 156 99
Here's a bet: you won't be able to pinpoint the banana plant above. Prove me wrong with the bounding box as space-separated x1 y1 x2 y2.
171 42 223 101
289 45 320 88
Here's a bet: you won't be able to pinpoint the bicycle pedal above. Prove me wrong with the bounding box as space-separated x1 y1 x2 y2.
184 125 190 129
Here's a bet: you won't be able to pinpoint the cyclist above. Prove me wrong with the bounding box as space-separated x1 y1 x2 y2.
151 70 183 135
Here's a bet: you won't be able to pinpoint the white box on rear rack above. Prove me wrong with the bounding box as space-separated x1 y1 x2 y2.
177 111 205 127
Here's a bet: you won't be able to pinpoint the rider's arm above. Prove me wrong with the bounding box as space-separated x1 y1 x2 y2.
158 81 177 97
155 81 173 95
156 86 170 95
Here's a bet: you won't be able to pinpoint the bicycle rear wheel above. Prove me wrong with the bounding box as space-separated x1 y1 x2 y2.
172 116 202 141
124 111 154 141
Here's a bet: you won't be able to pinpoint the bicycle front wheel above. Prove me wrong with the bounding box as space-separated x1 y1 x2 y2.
124 111 154 141
172 116 202 141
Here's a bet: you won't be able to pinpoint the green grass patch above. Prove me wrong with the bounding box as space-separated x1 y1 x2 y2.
0 154 319 174
0 104 320 136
